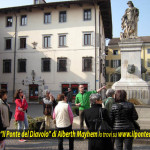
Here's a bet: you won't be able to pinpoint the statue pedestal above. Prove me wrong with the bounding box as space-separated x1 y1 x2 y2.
112 38 150 104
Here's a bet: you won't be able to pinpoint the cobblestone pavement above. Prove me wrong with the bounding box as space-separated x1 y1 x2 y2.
5 138 150 150
5 104 150 150
5 139 88 150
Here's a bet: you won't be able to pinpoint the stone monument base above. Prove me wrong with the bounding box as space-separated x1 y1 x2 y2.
112 78 150 104
111 38 150 105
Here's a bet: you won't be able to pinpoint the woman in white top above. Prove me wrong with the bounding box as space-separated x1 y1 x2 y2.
53 94 74 150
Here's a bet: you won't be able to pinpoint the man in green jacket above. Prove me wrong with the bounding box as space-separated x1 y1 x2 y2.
75 84 106 130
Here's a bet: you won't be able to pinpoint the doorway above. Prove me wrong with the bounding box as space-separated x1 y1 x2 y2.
29 84 39 101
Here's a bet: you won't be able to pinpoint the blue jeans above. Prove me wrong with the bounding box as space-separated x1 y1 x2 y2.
24 113 28 130
18 113 28 139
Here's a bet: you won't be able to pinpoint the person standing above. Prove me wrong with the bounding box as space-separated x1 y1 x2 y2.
75 85 106 130
0 89 11 149
53 94 74 150
103 88 115 115
84 93 113 150
43 90 57 129
110 90 138 150
14 89 28 142
66 88 73 109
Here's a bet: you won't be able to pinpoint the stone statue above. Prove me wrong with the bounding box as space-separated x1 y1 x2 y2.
120 1 139 39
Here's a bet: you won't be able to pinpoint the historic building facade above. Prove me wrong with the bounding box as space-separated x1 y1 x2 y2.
106 36 150 88
0 0 112 102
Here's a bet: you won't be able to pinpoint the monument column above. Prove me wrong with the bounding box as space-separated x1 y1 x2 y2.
112 1 150 104
119 39 143 80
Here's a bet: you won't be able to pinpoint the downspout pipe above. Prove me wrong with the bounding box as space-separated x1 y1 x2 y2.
13 13 17 101
99 8 101 89
93 1 97 90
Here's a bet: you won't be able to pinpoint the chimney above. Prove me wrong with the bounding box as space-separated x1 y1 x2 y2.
34 0 46 4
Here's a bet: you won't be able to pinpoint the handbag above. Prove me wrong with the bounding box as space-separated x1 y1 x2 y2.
133 120 140 130
98 108 112 132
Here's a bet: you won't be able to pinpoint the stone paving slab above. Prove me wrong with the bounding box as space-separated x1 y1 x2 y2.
5 103 150 150
5 139 88 150
4 139 150 150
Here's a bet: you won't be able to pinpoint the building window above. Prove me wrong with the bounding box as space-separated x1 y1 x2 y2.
145 72 150 81
71 84 79 96
62 84 69 94
111 74 121 82
147 59 150 67
6 16 13 27
5 39 12 50
106 74 109 82
44 36 51 48
44 13 51 24
105 50 108 55
105 60 109 67
57 58 67 72
59 35 66 47
113 50 118 55
1 84 7 90
20 38 26 49
59 11 66 23
147 49 150 54
21 15 27 26
111 60 121 68
3 59 11 73
84 9 91 21
18 59 26 72
42 58 51 72
82 57 92 72
84 34 91 46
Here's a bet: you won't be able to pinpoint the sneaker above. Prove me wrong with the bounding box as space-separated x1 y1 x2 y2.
19 139 26 142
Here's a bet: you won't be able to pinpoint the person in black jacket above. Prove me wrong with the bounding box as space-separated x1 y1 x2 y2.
110 90 138 150
84 93 113 150
66 88 73 109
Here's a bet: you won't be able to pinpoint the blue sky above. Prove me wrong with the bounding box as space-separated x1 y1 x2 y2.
0 0 150 38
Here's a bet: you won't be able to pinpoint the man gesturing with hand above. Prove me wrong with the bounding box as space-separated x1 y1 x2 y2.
75 85 106 130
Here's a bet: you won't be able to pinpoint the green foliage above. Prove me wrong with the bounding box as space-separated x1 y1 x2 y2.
14 115 45 130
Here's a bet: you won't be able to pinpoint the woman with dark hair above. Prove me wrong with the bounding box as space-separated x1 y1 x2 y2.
84 93 113 150
110 90 138 150
14 89 28 142
0 89 11 149
53 94 74 150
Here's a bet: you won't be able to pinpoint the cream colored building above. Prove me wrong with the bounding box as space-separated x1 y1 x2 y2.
106 36 150 88
0 0 112 102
